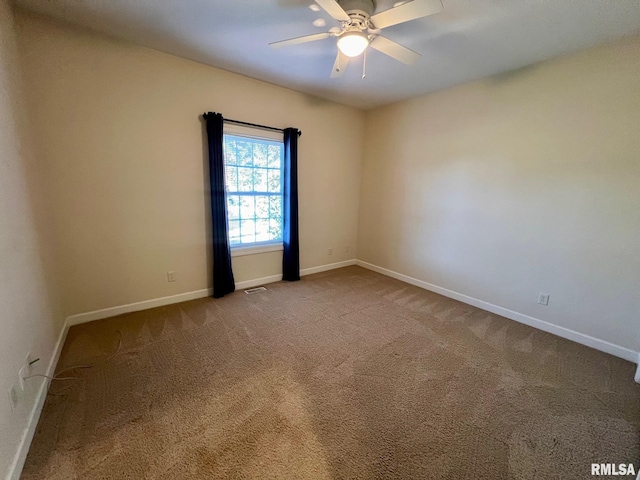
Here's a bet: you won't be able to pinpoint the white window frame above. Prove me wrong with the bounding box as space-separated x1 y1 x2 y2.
223 124 284 256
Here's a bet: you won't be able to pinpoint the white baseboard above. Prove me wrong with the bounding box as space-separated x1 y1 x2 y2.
635 358 640 384
301 259 357 276
66 289 213 327
236 259 356 290
66 259 358 327
235 275 282 291
356 260 640 368
7 319 69 480
235 260 357 290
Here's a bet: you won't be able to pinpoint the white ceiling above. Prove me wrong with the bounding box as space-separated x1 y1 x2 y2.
14 0 640 109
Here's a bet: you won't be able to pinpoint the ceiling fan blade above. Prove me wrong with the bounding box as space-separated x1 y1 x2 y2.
370 0 443 29
369 36 421 64
330 50 350 78
314 0 350 22
269 32 331 48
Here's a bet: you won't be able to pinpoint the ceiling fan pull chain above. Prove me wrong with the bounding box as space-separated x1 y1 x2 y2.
362 48 367 79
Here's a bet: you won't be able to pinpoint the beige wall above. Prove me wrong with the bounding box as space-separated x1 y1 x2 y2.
0 2 61 477
3 6 639 478
16 12 364 318
8 8 639 381
359 37 640 353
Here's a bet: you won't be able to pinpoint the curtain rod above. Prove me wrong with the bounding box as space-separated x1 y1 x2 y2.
203 114 302 137
224 118 302 137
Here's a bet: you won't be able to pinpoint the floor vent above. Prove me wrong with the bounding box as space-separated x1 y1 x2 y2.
244 286 267 294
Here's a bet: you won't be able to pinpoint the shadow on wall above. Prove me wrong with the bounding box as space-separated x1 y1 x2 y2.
487 63 540 84
300 91 341 108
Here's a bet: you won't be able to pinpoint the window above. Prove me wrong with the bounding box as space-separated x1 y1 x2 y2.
223 125 284 253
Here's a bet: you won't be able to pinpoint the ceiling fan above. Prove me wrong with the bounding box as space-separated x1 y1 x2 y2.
270 0 443 78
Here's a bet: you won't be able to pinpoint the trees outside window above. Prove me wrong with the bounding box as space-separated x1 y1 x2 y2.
223 134 284 246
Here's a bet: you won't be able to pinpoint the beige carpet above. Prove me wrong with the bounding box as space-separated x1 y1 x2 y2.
22 266 639 479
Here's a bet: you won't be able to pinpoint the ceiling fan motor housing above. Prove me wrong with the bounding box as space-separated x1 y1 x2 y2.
338 0 375 22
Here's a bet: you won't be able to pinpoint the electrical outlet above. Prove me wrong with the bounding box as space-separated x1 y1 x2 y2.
328 248 333 256
167 271 176 282
537 293 550 306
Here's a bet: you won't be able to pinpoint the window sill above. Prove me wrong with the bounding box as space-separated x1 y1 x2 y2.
231 243 283 257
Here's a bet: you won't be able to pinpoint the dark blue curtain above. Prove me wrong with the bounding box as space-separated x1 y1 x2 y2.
282 128 300 281
204 112 235 297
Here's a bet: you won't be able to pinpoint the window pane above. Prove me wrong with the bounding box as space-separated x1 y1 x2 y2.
240 196 255 219
240 220 255 243
269 196 282 219
225 166 238 193
254 143 268 167
267 144 281 168
269 218 282 241
254 168 268 192
255 218 270 242
236 140 253 166
228 219 241 245
227 195 240 220
268 169 281 193
238 167 253 192
223 133 284 247
255 196 269 218
224 138 237 164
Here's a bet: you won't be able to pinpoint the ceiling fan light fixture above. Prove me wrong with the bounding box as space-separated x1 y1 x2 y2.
337 32 369 57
